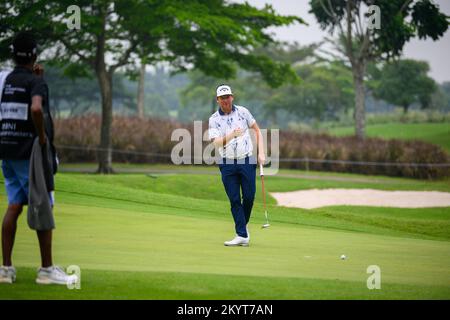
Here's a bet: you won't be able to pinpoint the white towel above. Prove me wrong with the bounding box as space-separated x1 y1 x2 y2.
0 69 12 120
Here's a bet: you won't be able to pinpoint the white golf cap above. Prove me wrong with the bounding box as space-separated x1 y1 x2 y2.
216 85 233 97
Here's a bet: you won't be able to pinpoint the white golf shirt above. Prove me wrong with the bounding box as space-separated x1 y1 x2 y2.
208 105 256 159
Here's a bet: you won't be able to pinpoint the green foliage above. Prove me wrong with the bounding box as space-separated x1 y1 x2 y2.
264 61 354 121
43 66 100 116
179 43 352 124
412 0 450 40
42 65 190 118
139 68 189 119
43 67 136 116
178 71 219 122
369 59 437 112
0 0 304 85
309 0 449 59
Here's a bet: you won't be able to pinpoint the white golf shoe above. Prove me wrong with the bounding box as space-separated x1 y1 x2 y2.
224 236 249 247
36 266 78 285
0 265 16 284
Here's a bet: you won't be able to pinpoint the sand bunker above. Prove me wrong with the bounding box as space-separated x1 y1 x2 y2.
270 189 450 209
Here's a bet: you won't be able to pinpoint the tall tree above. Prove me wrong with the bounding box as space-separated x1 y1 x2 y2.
264 61 355 122
369 59 436 113
0 0 303 173
310 0 448 139
180 43 318 124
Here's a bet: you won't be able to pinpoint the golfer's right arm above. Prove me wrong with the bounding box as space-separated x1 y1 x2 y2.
213 128 243 148
30 95 46 146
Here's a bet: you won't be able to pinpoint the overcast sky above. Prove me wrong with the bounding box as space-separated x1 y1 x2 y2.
236 0 450 83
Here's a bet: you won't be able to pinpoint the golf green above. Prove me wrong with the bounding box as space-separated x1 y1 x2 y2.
0 170 449 299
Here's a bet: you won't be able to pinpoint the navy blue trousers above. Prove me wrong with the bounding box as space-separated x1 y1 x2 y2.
219 157 256 238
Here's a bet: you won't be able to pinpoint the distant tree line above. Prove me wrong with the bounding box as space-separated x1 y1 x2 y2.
23 44 449 129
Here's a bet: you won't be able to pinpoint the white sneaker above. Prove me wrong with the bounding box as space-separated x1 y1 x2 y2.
0 266 16 284
224 236 249 247
36 266 78 285
246 225 250 241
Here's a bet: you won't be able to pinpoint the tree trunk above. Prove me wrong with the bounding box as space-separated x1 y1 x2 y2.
137 63 145 118
96 67 114 174
353 62 366 140
95 6 114 174
403 104 409 114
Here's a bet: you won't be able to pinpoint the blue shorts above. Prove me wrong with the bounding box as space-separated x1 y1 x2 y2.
1 160 54 206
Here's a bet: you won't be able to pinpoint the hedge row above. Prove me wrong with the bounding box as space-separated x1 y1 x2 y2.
54 116 450 179
278 131 449 179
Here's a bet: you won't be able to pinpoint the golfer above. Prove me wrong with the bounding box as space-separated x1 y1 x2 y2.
0 32 76 285
208 84 265 246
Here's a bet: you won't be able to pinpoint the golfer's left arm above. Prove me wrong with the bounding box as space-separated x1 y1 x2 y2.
251 122 265 165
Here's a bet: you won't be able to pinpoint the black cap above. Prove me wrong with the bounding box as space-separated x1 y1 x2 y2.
12 32 37 58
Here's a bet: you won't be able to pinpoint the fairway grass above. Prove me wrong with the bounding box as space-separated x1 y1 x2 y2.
0 170 449 299
3 268 450 300
328 122 450 153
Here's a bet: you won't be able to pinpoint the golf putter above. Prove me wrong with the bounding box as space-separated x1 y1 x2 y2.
260 164 270 228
